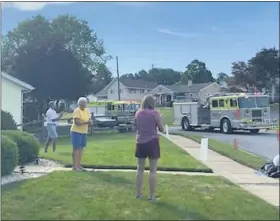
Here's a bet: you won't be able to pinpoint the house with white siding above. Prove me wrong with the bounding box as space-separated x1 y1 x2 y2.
148 80 221 105
1 72 34 128
95 78 157 101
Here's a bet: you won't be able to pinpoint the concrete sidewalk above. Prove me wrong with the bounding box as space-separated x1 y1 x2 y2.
166 134 279 207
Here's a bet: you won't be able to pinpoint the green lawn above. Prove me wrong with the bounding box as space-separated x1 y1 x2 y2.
41 133 208 171
171 131 268 170
157 107 173 126
2 171 279 220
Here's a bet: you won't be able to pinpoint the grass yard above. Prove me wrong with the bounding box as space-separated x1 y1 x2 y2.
2 171 279 220
172 131 268 170
157 107 174 126
41 133 208 171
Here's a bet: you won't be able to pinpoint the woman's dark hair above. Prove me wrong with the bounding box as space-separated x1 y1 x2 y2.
141 95 155 109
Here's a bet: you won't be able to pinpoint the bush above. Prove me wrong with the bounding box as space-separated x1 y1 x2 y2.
1 135 18 176
2 130 40 165
1 110 17 130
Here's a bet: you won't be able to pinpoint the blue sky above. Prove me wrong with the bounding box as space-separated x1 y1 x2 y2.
2 1 279 77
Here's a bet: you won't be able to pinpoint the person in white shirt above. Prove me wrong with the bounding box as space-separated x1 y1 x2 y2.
45 101 62 153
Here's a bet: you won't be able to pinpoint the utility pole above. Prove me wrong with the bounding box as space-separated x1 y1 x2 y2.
116 56 121 101
152 64 154 69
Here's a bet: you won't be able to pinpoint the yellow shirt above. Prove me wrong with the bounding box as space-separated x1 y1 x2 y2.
71 107 90 134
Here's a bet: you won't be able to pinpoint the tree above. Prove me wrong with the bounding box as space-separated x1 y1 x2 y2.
120 68 181 85
89 63 113 94
231 61 254 91
2 15 109 112
10 40 92 110
247 47 279 90
146 68 181 85
181 59 214 84
135 70 148 80
120 73 135 80
216 72 229 83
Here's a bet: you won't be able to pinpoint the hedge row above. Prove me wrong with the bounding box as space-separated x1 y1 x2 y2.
1 130 40 176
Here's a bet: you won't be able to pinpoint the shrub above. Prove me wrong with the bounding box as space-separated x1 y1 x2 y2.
1 110 17 130
1 135 18 176
2 130 40 165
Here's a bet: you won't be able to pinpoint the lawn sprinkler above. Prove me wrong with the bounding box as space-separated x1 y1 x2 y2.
19 165 25 174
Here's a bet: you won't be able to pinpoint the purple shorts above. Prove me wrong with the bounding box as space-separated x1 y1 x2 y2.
135 138 160 159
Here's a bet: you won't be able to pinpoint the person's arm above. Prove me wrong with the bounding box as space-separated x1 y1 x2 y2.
52 112 63 122
155 111 165 133
73 109 87 126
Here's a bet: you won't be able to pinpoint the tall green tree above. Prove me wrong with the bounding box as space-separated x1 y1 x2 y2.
216 72 229 83
247 47 279 90
146 68 181 85
231 61 254 91
2 14 109 112
89 64 113 94
181 60 214 84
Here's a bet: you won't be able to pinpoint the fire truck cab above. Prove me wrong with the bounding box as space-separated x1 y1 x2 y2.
173 93 277 134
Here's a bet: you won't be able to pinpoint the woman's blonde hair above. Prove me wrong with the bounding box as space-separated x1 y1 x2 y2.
141 95 155 109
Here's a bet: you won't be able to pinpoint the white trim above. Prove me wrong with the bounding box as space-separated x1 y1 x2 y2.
199 82 220 92
148 84 174 94
1 72 34 91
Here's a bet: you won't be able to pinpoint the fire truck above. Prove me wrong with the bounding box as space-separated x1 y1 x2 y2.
173 93 277 134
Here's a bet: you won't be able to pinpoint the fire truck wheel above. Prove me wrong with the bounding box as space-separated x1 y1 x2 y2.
182 117 191 131
250 129 260 134
221 118 232 134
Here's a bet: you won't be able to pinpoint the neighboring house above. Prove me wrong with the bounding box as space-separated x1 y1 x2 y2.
95 78 157 101
148 80 221 105
1 72 34 128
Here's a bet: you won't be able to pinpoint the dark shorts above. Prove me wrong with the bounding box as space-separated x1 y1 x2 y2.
135 138 160 159
71 131 87 149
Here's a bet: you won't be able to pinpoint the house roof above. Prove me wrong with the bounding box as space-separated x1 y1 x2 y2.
163 82 215 93
96 78 157 96
1 72 34 91
120 79 157 89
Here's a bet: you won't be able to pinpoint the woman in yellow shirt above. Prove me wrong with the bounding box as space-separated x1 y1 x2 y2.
71 97 93 171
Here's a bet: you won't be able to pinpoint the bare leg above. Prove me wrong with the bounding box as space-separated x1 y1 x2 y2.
136 158 146 197
76 149 83 168
149 158 158 200
44 138 51 152
72 149 80 169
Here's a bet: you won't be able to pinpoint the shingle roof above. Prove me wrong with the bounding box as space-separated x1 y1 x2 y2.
120 79 157 89
163 82 214 93
1 72 34 90
95 78 157 96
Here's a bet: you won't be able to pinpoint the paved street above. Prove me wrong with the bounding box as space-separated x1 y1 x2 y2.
169 126 279 160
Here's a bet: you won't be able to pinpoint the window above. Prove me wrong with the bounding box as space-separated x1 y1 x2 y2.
128 89 136 93
219 99 224 107
110 90 113 94
212 100 218 107
189 93 193 97
230 98 237 107
140 89 145 94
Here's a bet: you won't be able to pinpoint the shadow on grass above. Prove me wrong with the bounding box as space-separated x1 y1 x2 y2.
2 179 28 193
155 201 208 220
58 152 72 157
92 172 134 186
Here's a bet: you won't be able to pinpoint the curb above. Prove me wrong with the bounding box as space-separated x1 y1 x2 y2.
64 164 213 173
170 132 265 170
